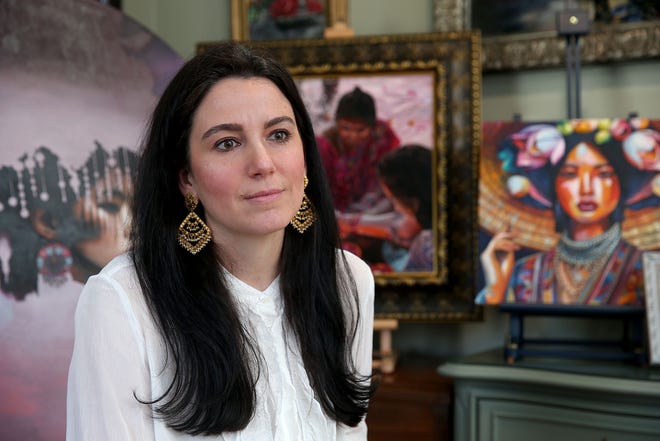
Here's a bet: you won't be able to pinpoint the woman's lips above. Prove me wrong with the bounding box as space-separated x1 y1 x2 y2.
577 201 597 211
244 189 283 202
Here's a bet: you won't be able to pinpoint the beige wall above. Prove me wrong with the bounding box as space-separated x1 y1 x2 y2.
122 0 659 357
123 0 230 58
123 0 435 58
484 61 660 121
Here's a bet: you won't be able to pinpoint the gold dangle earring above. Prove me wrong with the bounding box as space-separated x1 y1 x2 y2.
290 176 316 233
177 193 212 254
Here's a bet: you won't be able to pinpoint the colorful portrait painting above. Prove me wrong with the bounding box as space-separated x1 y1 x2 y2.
296 73 435 275
0 1 182 439
477 118 660 306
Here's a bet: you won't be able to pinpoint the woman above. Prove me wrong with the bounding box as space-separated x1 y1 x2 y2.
66 42 374 440
479 123 648 305
317 86 400 213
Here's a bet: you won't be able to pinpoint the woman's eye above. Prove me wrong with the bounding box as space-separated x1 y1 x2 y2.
215 138 239 151
598 168 615 179
98 202 121 214
269 129 290 143
558 167 577 178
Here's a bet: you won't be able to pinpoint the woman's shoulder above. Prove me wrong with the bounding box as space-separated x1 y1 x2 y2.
97 251 135 274
339 249 374 291
93 252 140 290
74 252 155 365
340 248 370 270
78 252 145 316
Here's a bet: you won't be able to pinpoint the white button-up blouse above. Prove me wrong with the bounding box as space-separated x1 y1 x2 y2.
66 251 374 440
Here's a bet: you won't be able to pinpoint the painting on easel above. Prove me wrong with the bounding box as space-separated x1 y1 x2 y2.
477 118 660 306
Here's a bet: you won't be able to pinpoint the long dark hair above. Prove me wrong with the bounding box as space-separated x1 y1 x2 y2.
130 42 371 435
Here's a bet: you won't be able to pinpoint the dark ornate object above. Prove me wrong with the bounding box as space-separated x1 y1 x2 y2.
480 21 660 72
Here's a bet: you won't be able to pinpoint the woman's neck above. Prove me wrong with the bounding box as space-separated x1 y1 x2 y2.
568 220 611 241
216 232 283 291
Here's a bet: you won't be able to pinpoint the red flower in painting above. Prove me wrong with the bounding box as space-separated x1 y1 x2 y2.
306 0 323 13
269 0 323 18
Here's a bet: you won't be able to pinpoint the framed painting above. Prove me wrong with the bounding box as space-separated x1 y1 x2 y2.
295 73 436 272
433 0 660 71
477 118 660 307
198 32 482 321
643 251 660 365
231 0 332 41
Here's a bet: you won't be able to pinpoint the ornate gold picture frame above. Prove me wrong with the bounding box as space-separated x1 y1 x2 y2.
433 0 660 71
198 32 481 321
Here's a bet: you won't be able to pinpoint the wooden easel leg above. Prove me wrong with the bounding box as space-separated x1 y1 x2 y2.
373 318 399 374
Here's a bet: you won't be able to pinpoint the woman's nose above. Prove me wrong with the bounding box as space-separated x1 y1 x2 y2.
248 141 276 176
579 170 593 195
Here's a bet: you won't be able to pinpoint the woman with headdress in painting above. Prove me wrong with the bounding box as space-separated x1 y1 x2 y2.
478 118 660 305
0 142 138 441
0 143 137 299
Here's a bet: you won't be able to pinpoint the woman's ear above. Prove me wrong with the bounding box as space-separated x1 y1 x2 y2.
178 167 194 197
32 209 58 240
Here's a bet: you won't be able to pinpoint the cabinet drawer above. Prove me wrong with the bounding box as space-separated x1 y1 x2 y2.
478 399 660 441
441 352 660 441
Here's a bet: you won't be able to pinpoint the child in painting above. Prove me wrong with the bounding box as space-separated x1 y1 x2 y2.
335 144 434 272
376 144 434 272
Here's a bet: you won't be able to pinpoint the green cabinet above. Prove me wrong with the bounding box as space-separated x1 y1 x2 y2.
439 351 660 441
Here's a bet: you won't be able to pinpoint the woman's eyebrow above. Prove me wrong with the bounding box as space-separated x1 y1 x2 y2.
201 117 293 140
201 123 242 140
264 116 295 129
561 161 611 168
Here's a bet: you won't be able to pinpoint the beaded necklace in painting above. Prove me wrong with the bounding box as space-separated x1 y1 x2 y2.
553 223 621 303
